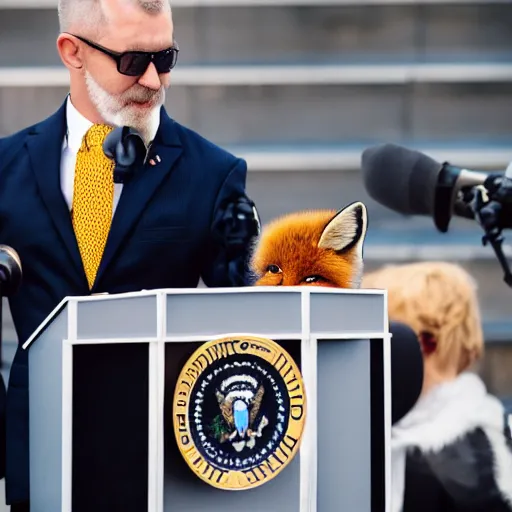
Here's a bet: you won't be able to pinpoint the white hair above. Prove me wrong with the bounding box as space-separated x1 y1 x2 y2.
58 0 170 34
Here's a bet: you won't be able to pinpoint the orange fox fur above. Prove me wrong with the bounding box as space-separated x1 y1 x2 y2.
250 202 368 288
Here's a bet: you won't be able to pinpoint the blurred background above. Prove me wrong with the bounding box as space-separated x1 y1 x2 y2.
0 0 512 506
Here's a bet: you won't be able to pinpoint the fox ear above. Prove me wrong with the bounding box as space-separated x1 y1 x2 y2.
318 201 368 256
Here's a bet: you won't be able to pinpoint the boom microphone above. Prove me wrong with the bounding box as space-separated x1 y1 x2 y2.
103 126 147 184
361 143 512 286
360 143 503 232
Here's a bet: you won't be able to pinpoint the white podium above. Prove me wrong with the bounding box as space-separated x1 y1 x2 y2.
23 286 391 512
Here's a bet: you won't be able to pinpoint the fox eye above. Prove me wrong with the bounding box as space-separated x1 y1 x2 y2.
267 264 282 274
303 275 325 284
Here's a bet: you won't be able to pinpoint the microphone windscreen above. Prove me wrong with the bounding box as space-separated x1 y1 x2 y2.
0 245 22 297
361 143 443 217
389 321 424 425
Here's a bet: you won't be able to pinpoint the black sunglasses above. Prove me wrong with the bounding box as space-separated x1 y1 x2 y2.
71 34 179 77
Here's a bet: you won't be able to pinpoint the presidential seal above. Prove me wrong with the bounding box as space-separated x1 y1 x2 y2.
173 335 306 491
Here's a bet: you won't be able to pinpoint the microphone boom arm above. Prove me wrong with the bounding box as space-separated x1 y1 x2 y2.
435 162 512 288
471 185 512 287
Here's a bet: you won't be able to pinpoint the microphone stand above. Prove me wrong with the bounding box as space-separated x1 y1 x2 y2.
0 246 23 367
0 276 3 367
470 180 512 288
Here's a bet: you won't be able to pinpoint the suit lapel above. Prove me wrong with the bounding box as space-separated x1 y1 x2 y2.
93 108 183 290
25 100 87 282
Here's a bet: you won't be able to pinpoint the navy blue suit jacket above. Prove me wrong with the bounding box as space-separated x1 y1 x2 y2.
0 100 250 504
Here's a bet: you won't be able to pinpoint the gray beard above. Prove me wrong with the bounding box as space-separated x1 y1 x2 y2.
84 70 164 146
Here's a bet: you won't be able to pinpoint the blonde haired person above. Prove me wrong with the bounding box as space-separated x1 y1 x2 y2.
363 262 512 512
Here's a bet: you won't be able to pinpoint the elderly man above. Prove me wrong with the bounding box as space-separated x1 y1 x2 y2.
0 0 257 510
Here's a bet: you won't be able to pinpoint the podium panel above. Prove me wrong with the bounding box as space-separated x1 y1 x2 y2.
163 339 302 511
317 339 384 511
24 287 391 512
72 343 149 510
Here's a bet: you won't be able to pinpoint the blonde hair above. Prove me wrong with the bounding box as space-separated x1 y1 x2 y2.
363 261 484 374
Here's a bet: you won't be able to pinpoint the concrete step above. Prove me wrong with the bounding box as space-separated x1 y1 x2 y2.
4 63 512 87
364 230 512 262
160 81 512 147
1 83 510 170
229 141 512 171
0 79 510 171
0 4 511 66
1 81 512 147
1 83 511 171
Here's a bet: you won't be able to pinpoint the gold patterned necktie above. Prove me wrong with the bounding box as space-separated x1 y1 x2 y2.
72 124 115 289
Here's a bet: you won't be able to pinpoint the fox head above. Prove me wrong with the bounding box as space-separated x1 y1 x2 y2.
250 201 368 288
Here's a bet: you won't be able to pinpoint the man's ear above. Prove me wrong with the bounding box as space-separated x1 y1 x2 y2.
317 201 368 258
56 33 84 72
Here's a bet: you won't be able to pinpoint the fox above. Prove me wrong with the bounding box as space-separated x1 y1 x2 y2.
249 201 368 288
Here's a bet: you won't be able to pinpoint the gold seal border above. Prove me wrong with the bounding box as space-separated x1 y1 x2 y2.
172 335 307 491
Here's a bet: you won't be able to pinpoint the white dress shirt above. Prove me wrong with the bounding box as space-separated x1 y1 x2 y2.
60 96 160 216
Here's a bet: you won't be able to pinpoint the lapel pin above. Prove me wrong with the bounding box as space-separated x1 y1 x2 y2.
149 154 161 166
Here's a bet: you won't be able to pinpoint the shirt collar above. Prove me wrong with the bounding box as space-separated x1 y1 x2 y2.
65 96 94 153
